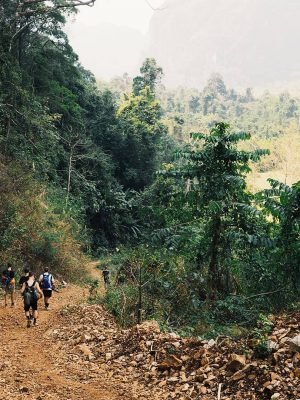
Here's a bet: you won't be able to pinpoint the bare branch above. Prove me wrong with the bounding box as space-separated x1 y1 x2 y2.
9 22 33 52
145 0 166 11
16 0 96 18
217 384 223 400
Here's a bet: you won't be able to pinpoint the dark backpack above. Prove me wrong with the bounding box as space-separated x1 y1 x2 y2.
2 276 10 287
41 273 52 290
2 271 11 287
24 280 38 306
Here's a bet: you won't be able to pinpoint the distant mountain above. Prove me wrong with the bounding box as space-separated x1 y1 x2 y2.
146 0 300 89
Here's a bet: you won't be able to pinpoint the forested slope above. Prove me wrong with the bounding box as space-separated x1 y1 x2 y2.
106 72 300 190
157 74 300 189
0 2 168 267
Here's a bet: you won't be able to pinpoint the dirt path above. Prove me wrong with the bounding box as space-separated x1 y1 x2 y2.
0 282 132 400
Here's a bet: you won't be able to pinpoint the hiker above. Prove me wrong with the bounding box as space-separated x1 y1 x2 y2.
39 267 55 310
21 271 43 327
1 263 16 307
102 266 110 287
18 267 30 289
19 267 33 320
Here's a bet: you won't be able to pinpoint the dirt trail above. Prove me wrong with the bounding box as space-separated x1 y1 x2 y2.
0 279 132 400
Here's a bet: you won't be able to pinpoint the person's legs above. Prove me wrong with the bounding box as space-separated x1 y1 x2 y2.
24 304 31 327
43 290 52 309
10 288 15 306
4 290 7 307
44 296 49 309
32 301 38 325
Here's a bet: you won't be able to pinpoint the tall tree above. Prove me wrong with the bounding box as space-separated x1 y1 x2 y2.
118 59 167 191
173 122 269 298
133 58 163 96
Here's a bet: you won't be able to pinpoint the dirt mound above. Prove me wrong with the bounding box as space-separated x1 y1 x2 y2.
51 305 300 400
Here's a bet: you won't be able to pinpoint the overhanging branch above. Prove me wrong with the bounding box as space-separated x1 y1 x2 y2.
145 0 166 11
16 0 96 17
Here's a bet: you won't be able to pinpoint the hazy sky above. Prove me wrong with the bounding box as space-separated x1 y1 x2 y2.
66 0 165 79
68 0 164 34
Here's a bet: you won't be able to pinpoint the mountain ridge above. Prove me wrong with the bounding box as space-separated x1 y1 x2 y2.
146 0 300 89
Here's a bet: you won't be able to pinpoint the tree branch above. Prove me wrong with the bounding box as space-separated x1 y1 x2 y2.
9 22 33 52
245 288 284 299
232 288 284 300
16 0 96 17
145 0 166 11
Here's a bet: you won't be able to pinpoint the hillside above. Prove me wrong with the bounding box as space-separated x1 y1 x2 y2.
147 0 300 90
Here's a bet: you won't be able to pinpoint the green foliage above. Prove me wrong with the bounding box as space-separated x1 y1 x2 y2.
117 64 167 191
0 0 168 252
251 314 275 358
207 296 259 325
257 179 300 295
164 122 269 298
133 58 163 96
103 118 300 335
104 284 139 327
253 314 274 339
0 159 88 281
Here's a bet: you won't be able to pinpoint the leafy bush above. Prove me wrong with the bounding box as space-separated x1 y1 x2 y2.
104 284 139 327
207 296 259 325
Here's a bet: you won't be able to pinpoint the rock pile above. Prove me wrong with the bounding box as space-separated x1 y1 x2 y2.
50 305 300 400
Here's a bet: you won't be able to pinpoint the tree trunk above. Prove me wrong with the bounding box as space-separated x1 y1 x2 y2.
137 264 142 324
208 215 222 300
4 115 11 154
66 146 73 205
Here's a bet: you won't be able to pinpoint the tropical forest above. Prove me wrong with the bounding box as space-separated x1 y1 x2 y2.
0 1 300 399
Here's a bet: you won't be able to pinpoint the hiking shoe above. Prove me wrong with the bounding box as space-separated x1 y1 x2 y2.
33 321 38 327
27 319 31 328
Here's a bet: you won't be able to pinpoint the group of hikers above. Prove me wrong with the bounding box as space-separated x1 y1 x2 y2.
2 262 111 328
1 264 55 327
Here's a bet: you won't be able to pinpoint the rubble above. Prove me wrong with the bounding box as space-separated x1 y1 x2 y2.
225 354 246 372
286 335 300 353
51 306 300 400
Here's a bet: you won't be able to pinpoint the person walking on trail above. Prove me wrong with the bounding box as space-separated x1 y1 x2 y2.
21 271 43 327
2 264 16 307
39 267 55 310
19 267 32 320
102 267 110 287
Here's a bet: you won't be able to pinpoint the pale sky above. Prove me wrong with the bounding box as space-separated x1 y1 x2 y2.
68 0 164 34
66 0 165 79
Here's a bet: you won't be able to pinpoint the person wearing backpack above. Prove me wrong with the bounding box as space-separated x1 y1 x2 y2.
2 263 16 307
19 267 33 320
21 271 43 327
39 267 55 310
